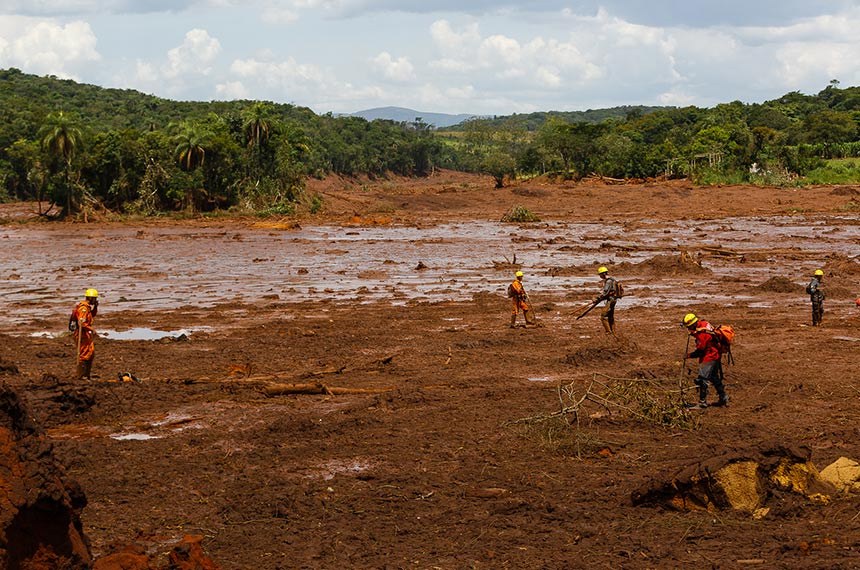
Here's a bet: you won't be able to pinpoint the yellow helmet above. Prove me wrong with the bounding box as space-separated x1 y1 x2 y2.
597 266 609 274
85 288 99 299
515 271 524 278
682 313 698 327
814 269 824 276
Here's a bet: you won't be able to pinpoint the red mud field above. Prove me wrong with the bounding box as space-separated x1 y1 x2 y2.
1 172 860 568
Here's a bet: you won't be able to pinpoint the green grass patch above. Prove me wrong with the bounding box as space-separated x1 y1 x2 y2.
802 158 860 184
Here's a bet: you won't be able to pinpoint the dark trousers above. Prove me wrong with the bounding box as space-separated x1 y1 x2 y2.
695 360 725 403
811 295 824 326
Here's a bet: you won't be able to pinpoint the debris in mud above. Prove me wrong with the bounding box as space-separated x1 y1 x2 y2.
415 261 428 271
756 276 804 294
93 535 220 570
631 444 835 514
491 253 521 272
0 383 91 568
563 338 637 367
0 358 19 375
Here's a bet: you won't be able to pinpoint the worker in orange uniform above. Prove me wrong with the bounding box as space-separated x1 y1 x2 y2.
69 289 99 380
507 271 534 328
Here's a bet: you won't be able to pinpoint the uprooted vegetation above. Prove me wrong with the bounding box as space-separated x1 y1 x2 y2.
500 205 541 223
510 374 701 435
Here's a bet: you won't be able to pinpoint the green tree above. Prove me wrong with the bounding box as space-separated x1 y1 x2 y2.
481 150 516 188
802 110 858 144
38 111 84 216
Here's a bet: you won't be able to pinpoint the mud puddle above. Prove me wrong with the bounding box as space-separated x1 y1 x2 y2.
1 217 856 329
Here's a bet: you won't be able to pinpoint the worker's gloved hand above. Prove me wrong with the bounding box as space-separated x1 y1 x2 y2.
68 320 77 332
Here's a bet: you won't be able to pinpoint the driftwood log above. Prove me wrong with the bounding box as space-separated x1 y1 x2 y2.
262 382 393 397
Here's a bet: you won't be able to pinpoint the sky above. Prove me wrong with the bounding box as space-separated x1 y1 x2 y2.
1 1 860 116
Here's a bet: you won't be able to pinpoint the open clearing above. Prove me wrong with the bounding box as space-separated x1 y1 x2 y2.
2 172 859 568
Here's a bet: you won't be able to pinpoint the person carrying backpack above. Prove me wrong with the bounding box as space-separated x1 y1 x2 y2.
595 266 622 335
507 271 535 328
806 269 825 326
681 312 728 409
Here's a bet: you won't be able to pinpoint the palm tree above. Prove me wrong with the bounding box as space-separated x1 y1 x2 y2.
171 121 209 171
39 111 83 216
242 102 272 150
171 120 211 210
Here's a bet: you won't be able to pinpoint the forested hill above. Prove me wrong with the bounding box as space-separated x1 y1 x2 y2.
0 67 316 140
454 106 671 131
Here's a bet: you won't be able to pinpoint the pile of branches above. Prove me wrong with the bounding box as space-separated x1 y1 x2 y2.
511 374 700 432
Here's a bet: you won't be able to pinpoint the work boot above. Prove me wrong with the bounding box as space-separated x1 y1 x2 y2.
601 319 612 335
510 315 517 328
81 359 93 380
712 395 729 407
685 400 708 410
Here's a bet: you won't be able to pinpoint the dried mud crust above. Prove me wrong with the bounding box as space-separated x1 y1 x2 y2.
0 177 859 568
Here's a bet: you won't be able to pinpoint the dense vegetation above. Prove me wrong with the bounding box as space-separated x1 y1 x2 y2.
1 68 859 217
0 68 455 216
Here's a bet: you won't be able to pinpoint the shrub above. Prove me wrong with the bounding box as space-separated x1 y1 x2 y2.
501 205 540 223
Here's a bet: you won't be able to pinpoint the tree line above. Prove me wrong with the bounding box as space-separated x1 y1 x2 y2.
1 67 859 216
448 80 860 187
0 68 456 216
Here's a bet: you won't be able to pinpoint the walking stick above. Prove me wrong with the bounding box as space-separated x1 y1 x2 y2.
575 299 601 320
75 326 82 377
679 335 690 403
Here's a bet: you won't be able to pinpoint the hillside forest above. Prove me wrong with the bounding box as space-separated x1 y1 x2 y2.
1 68 859 216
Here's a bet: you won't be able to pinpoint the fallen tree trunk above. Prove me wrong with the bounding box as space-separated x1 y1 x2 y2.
263 382 393 397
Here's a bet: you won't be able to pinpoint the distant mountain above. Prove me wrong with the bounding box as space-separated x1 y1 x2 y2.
347 107 480 128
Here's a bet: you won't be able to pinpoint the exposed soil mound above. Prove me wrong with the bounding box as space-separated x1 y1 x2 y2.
830 186 859 196
0 383 91 568
632 444 834 515
756 276 804 294
619 253 711 276
824 254 860 276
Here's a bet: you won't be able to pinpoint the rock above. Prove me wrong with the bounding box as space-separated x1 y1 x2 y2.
165 535 220 570
93 544 153 570
632 444 835 514
0 383 92 568
820 457 860 493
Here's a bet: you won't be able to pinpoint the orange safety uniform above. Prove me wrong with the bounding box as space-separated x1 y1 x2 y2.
71 300 96 362
509 279 530 315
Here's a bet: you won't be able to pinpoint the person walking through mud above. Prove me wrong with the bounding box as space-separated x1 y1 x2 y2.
507 271 535 328
595 266 620 335
681 313 728 409
69 289 99 380
806 269 825 326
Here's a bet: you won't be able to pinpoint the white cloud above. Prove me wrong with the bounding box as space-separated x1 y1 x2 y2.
163 28 221 78
215 80 251 99
0 18 100 79
371 51 414 82
135 60 158 82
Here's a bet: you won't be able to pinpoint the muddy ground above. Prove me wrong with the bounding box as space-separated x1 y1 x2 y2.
1 172 860 568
